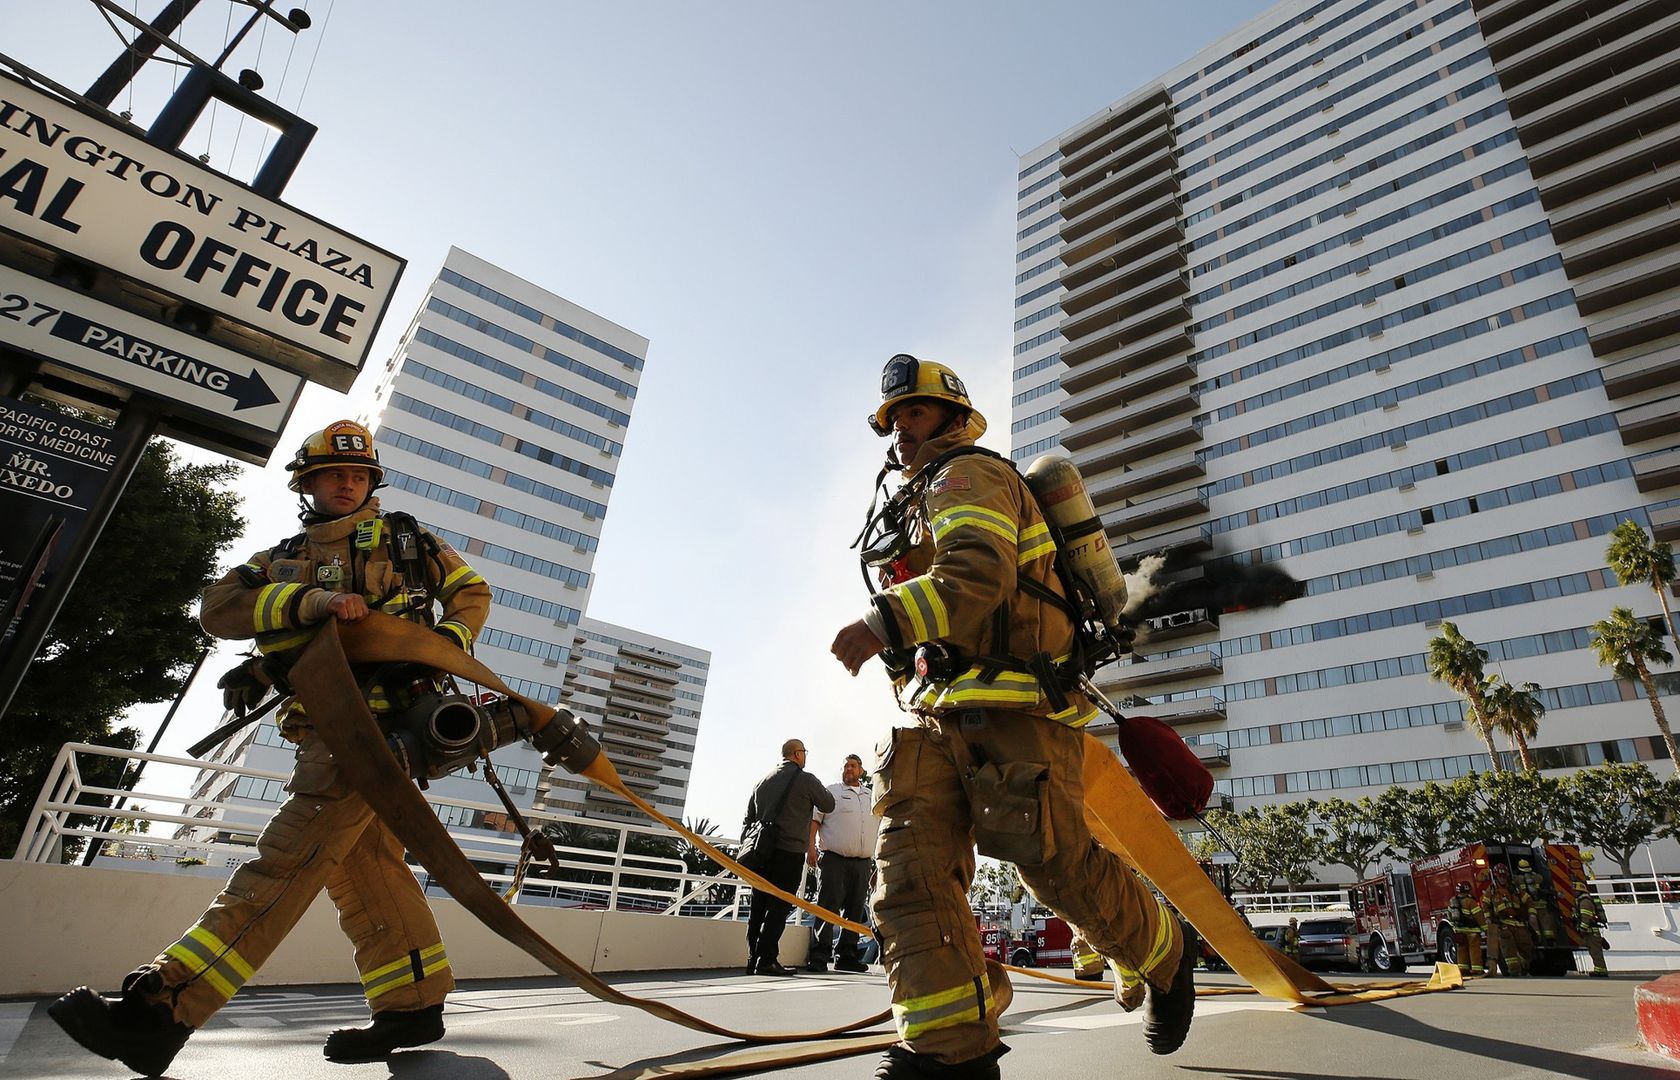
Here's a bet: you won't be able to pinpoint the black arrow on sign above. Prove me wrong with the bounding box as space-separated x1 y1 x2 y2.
49 311 280 411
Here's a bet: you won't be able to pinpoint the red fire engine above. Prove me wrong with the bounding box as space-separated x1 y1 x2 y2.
1347 842 1591 974
1003 915 1077 968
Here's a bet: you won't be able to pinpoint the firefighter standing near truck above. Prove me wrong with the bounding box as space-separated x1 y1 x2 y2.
1447 882 1485 976
1574 881 1609 977
831 355 1197 1077
48 421 492 1076
1482 864 1530 976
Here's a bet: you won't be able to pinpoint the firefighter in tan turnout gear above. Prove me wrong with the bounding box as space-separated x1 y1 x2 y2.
49 421 492 1076
831 355 1196 1078
1574 880 1610 977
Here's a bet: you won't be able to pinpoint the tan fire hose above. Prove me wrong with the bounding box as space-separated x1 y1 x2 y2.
295 614 1459 1077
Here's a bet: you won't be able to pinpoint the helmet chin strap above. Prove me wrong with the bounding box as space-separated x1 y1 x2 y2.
296 482 381 524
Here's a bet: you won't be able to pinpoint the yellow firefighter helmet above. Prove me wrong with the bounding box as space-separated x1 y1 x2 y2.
869 354 987 440
286 419 384 492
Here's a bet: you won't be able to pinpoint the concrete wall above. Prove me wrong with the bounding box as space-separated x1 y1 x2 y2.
0 862 800 998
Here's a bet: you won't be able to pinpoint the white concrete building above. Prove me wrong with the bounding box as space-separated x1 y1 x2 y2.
1012 0 1680 810
185 248 709 846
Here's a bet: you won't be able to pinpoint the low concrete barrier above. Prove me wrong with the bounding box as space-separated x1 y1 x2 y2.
0 861 798 997
1638 973 1680 1059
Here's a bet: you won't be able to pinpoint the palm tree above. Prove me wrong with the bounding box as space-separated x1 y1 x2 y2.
1427 622 1503 771
1591 606 1679 766
1607 520 1680 644
1482 675 1545 772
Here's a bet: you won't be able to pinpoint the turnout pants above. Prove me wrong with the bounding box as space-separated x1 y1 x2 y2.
140 736 452 1027
1453 928 1484 975
1583 932 1607 974
1487 924 1526 975
1071 933 1104 977
872 710 1180 1065
811 852 873 962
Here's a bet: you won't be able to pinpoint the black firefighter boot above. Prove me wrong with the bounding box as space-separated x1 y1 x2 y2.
323 1003 445 1062
874 1044 1007 1079
48 967 193 1077
1142 920 1198 1056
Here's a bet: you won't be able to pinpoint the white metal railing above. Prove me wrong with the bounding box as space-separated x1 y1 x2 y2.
15 743 752 919
1230 889 1348 914
1233 876 1680 911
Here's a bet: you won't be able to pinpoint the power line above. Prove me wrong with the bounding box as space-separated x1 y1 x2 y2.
294 0 334 112
202 0 235 161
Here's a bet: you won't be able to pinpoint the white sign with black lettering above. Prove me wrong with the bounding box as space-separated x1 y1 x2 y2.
0 264 303 440
0 71 402 388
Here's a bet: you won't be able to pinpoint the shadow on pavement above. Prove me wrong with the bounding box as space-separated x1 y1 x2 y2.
387 1048 513 1079
1310 1000 1670 1079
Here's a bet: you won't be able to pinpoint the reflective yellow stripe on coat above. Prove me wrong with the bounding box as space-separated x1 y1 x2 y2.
917 664 1100 728
888 577 950 643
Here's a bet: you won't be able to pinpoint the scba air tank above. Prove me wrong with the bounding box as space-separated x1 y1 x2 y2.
1023 455 1129 643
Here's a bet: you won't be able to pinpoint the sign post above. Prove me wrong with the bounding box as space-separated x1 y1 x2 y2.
0 397 157 718
0 16 405 723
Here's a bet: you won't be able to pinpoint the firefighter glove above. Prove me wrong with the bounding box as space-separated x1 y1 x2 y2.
216 658 270 717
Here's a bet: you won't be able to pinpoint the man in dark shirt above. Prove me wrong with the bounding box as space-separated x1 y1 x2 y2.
743 739 836 975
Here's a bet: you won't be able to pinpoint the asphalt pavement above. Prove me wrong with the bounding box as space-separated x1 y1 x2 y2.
1 963 1670 1080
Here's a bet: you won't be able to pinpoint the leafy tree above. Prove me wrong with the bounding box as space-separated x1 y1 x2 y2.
1 436 243 859
1228 802 1314 890
1446 769 1557 845
969 859 1022 912
1372 781 1468 860
1553 764 1673 876
1590 606 1679 765
1306 796 1386 880
1426 622 1503 771
676 816 723 877
1607 519 1680 644
1197 808 1270 892
1482 675 1545 772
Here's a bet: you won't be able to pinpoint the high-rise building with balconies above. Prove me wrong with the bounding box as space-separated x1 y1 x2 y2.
1012 0 1680 811
539 617 709 823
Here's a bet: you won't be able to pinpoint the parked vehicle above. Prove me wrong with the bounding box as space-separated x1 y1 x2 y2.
1348 842 1590 975
1295 916 1357 971
997 915 1077 968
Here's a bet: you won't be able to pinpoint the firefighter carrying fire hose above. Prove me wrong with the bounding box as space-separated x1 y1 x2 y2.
1447 882 1485 976
48 421 494 1075
831 355 1197 1078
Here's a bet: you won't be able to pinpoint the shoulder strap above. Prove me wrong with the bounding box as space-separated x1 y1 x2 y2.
272 532 306 559
920 445 1095 682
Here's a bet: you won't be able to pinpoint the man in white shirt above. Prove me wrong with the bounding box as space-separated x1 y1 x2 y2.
807 754 881 973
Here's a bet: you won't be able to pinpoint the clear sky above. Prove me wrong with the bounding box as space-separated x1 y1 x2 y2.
6 0 1272 831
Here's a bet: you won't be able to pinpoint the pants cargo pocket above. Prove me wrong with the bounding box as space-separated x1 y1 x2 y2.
968 760 1052 866
284 739 343 797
